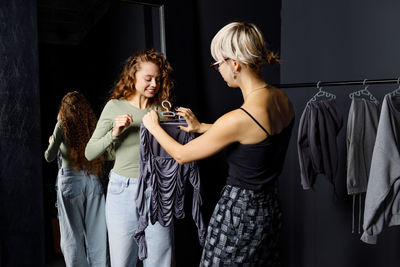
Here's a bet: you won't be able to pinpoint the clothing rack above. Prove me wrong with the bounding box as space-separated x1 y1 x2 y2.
275 78 400 89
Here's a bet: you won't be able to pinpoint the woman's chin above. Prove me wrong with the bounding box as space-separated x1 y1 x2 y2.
145 91 157 98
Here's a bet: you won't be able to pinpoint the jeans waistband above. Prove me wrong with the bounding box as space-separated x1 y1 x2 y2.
58 167 100 180
109 170 138 186
58 166 84 176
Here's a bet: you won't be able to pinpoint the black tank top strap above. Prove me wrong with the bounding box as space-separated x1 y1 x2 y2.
239 107 270 136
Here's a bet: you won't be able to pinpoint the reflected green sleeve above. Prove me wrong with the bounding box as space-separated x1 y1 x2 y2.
44 121 63 162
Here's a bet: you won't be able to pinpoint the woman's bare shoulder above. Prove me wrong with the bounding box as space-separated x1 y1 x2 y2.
216 109 249 127
267 87 294 115
210 109 256 139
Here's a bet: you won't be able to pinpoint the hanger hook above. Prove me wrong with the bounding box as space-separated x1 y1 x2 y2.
161 100 172 111
161 100 176 117
363 79 368 86
317 81 322 90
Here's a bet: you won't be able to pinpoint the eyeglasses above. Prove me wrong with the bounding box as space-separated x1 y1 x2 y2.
210 58 229 72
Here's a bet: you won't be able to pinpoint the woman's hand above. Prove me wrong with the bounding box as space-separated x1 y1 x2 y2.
112 114 133 136
176 107 202 133
142 108 160 133
48 135 53 143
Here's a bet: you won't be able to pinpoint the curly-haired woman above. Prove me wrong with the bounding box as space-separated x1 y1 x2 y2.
44 91 108 267
85 49 174 267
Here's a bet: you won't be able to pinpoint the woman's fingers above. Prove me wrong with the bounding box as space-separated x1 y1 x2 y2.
176 107 195 121
150 108 159 122
113 114 133 136
178 125 190 132
176 107 192 114
115 114 133 125
142 109 160 132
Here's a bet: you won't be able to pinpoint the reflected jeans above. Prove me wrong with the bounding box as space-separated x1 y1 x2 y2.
106 171 174 267
56 167 108 267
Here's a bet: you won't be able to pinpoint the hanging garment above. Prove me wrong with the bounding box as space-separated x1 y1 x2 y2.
135 119 206 260
361 94 400 244
346 98 380 233
297 100 343 190
347 98 380 194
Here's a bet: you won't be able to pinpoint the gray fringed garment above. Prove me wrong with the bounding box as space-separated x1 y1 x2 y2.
135 120 206 260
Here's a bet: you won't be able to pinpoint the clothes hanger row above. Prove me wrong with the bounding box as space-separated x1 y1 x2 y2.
277 77 400 89
306 78 400 106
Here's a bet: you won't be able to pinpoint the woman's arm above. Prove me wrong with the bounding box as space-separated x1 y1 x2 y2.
143 109 240 164
175 107 212 134
85 121 116 161
44 121 63 162
85 101 121 161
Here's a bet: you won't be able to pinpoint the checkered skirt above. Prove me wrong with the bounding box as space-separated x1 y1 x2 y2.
200 184 282 267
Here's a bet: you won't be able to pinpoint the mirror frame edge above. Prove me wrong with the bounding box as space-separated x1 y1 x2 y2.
120 0 167 56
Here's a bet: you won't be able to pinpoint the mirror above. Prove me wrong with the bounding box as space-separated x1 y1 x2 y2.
37 0 166 264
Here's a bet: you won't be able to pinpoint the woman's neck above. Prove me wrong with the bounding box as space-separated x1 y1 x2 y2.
127 93 152 109
238 71 268 101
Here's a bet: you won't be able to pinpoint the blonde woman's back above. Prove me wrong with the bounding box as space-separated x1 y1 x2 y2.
240 86 294 144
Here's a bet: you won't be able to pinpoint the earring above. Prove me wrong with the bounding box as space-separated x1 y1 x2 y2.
233 70 238 79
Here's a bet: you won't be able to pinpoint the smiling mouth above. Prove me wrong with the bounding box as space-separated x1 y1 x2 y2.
146 89 156 94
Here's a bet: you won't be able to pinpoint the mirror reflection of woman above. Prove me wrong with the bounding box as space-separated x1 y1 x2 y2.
143 22 294 266
44 91 108 267
85 49 174 267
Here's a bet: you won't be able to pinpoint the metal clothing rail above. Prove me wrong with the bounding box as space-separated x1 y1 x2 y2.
275 78 400 89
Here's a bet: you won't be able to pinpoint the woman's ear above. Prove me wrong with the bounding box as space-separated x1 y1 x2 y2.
231 59 241 73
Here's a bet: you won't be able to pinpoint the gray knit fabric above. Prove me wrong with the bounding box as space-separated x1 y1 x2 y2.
346 98 380 195
361 94 400 244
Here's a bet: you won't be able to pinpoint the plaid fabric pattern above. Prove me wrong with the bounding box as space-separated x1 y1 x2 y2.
200 185 282 267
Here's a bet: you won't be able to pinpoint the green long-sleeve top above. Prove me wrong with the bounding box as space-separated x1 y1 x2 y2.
85 99 159 178
44 120 72 168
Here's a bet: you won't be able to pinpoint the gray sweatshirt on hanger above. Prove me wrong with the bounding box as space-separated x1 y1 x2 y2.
346 98 380 194
361 94 400 244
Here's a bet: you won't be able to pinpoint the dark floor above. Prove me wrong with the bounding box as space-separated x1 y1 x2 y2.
44 254 145 267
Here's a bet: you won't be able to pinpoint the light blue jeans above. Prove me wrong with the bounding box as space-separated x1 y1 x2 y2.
56 167 108 267
106 171 174 267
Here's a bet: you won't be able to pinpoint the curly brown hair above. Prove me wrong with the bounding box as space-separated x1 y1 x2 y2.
109 49 174 105
58 91 103 176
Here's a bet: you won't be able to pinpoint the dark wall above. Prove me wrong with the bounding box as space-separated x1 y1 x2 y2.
0 0 45 266
280 1 400 267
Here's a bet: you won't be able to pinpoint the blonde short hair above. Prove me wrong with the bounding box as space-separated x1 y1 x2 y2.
210 22 280 70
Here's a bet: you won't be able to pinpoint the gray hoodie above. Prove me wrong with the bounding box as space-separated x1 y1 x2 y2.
346 98 380 195
361 94 400 244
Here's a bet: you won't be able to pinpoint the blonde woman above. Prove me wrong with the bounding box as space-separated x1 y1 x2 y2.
44 91 108 267
143 22 294 266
